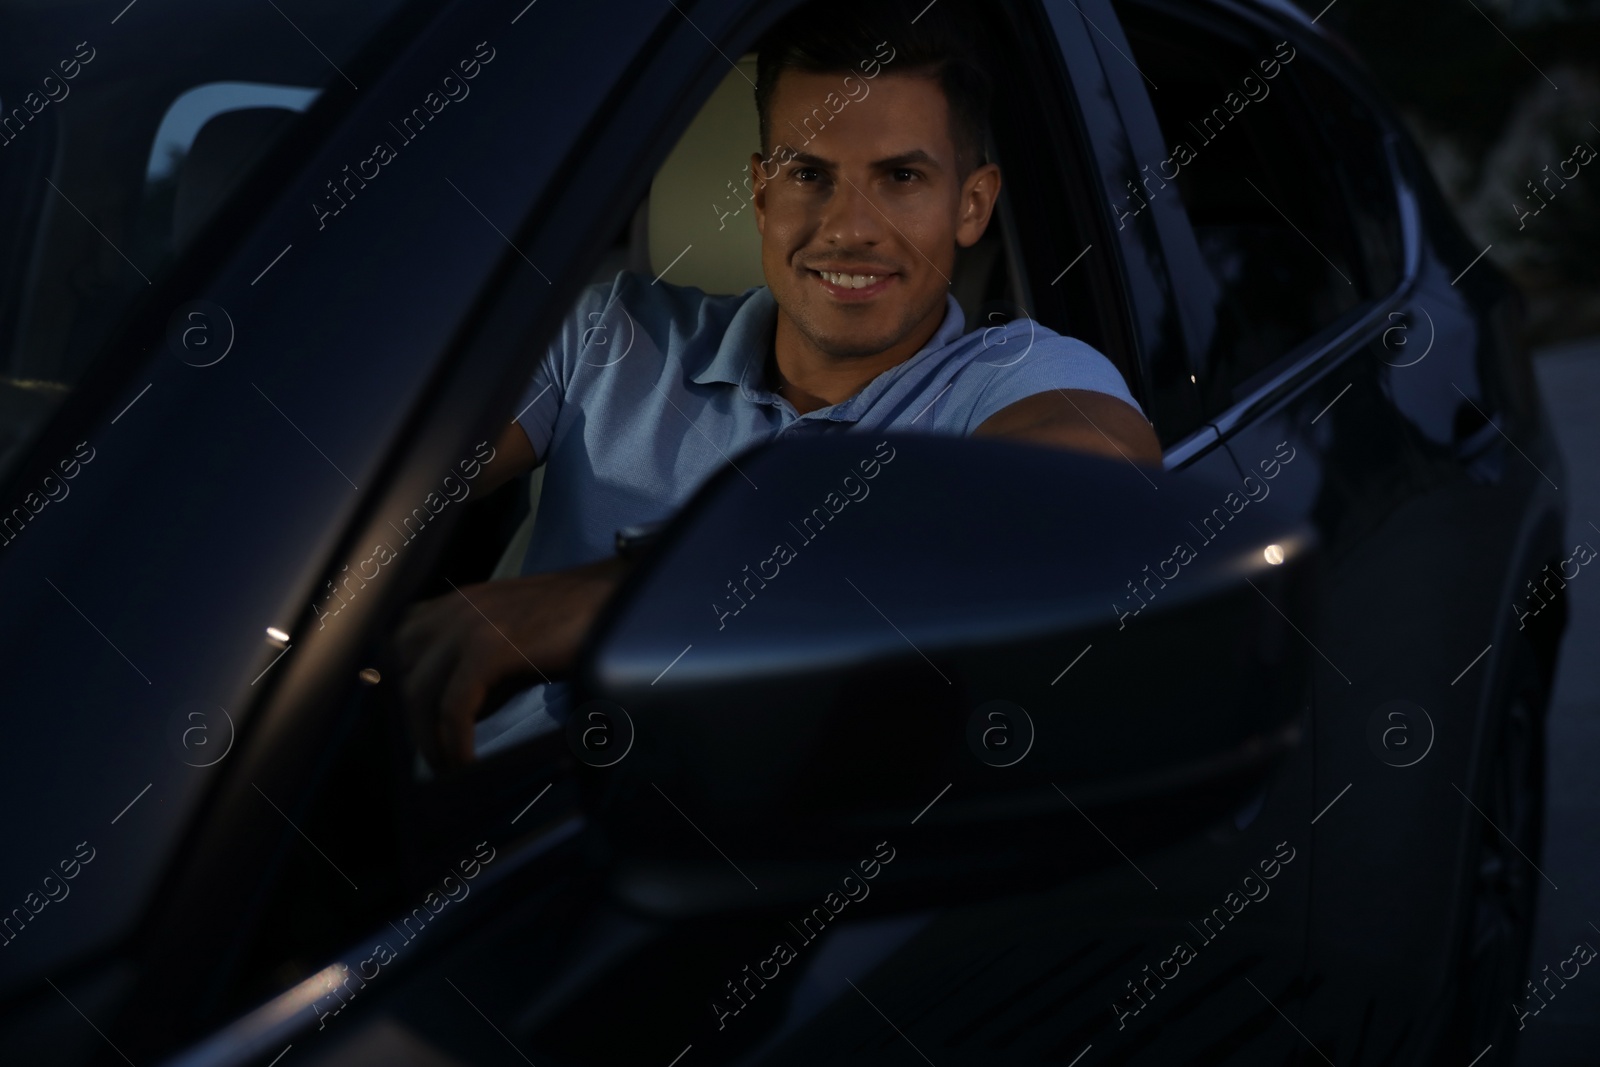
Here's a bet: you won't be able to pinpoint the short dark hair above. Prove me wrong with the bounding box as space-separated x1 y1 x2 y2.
754 0 993 178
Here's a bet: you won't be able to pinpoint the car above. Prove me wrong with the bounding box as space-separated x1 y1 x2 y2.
0 0 1568 1064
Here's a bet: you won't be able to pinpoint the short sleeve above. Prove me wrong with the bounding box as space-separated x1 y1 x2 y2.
512 273 628 460
960 334 1146 434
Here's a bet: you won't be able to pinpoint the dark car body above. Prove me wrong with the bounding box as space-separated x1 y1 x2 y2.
0 0 1566 1065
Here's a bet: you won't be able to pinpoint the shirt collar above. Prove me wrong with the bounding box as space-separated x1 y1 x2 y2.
688 286 968 414
689 285 777 391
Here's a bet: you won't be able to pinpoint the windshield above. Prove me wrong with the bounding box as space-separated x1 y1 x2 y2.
0 0 409 479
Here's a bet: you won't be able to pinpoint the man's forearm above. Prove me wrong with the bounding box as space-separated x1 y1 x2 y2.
395 553 632 765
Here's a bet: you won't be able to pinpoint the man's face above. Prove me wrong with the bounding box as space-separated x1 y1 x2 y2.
752 70 999 361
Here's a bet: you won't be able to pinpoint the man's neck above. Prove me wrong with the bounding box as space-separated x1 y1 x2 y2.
767 300 948 416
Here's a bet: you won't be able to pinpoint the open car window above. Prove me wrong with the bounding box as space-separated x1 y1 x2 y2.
467 49 1045 763
216 0 1133 1023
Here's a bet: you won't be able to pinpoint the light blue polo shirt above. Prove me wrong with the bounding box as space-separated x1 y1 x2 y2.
473 268 1145 756
513 269 1143 574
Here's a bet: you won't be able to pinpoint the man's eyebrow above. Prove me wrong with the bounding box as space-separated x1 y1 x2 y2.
776 149 943 170
873 149 941 169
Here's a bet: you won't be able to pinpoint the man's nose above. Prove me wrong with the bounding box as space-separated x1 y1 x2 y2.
819 173 886 247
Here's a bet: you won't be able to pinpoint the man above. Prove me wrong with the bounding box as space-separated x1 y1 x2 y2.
397 0 1160 767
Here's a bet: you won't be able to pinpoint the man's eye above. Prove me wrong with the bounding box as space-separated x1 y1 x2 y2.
893 168 920 182
793 167 821 182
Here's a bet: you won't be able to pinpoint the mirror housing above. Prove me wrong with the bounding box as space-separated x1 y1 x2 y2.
572 434 1317 916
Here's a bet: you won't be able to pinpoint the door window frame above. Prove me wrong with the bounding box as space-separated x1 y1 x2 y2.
1103 0 1423 441
1039 0 1231 465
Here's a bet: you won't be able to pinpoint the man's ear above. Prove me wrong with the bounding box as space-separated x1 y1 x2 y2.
955 162 1002 249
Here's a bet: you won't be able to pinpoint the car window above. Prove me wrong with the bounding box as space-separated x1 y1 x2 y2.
403 1 1146 780
1111 2 1395 410
460 9 1140 772
1292 58 1405 303
989 5 1145 410
146 81 321 247
0 1 406 481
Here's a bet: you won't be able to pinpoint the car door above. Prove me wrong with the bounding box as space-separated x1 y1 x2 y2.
126 1 1321 1065
0 0 704 1061
1107 0 1569 1062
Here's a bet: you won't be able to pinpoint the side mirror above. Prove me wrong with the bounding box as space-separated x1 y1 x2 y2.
573 434 1317 916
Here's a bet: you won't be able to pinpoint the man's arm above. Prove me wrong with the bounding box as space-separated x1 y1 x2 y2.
476 421 540 494
392 423 555 768
396 392 1155 767
973 389 1162 466
393 296 587 765
394 555 629 767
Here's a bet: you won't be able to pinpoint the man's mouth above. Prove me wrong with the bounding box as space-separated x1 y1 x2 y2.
809 268 896 300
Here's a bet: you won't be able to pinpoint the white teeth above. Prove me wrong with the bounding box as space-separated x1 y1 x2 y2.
819 271 883 290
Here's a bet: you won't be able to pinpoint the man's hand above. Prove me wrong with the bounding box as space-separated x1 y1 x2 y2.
394 556 628 768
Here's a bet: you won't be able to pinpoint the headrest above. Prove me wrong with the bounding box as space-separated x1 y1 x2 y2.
172 107 296 246
648 56 765 295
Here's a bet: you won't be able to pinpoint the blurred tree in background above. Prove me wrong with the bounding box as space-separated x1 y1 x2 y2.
1298 0 1600 343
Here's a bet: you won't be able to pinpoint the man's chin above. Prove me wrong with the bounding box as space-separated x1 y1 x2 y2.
807 330 906 360
787 309 902 358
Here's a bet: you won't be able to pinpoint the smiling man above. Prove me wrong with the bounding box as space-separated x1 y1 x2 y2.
397 0 1161 767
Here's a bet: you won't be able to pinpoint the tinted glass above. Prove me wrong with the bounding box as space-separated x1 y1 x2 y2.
0 0 406 479
1295 58 1405 301
1114 4 1384 405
